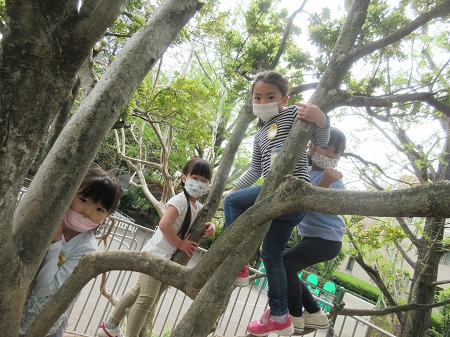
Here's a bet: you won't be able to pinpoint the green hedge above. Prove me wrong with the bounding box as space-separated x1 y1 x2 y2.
331 271 381 303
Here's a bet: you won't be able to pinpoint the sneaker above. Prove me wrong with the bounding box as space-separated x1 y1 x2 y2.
290 315 304 333
96 321 124 337
303 310 329 329
247 309 294 336
234 265 250 287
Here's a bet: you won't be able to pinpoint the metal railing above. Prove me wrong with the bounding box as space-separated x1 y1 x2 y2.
66 217 396 337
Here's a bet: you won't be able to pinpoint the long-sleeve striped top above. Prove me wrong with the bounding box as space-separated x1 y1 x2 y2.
235 105 330 189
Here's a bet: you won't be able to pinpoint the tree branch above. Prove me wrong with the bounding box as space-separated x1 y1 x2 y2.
288 82 319 96
346 230 402 321
270 1 307 69
352 1 450 61
431 279 450 286
342 92 435 109
75 0 126 50
332 297 450 317
25 251 191 337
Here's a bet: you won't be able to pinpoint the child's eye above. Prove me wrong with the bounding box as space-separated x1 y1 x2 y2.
96 207 106 213
79 197 88 203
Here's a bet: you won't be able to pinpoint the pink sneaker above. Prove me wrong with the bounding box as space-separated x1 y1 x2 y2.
247 309 294 336
234 265 250 287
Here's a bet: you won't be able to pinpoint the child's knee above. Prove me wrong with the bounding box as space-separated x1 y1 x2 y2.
136 294 156 310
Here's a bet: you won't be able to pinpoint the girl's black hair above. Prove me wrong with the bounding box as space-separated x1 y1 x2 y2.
327 127 347 154
251 70 290 97
177 158 213 240
308 127 347 166
252 71 290 129
77 167 122 213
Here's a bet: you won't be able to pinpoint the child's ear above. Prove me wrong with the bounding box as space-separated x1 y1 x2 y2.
181 174 186 184
283 95 289 106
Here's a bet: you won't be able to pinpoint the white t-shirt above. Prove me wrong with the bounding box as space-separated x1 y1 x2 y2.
142 192 202 259
20 231 98 335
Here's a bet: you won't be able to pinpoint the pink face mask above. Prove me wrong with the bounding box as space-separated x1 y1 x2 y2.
64 208 99 232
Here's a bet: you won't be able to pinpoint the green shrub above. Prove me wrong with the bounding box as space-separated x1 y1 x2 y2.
200 221 225 249
331 271 381 303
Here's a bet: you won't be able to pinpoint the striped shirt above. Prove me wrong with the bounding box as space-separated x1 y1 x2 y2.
235 105 330 189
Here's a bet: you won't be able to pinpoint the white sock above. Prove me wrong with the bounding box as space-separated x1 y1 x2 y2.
105 321 117 329
270 313 288 322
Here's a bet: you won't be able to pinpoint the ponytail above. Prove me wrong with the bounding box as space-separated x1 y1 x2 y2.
176 157 212 240
177 187 192 239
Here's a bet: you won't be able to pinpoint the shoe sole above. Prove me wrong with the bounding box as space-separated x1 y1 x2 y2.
248 326 294 336
293 327 305 334
234 278 249 287
304 322 329 329
249 329 294 337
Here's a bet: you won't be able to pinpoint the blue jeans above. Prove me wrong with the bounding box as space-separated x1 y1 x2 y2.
283 237 342 316
224 185 305 316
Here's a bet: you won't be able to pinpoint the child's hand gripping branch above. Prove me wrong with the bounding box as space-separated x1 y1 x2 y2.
177 222 215 257
203 222 215 237
295 102 328 129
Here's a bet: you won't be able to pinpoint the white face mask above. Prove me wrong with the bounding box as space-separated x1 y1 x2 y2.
64 208 99 232
184 177 210 198
312 153 339 169
252 99 283 122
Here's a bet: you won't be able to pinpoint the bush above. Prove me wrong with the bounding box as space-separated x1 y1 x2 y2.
332 271 381 303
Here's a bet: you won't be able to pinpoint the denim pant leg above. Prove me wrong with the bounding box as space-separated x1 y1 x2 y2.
223 185 262 227
283 237 342 316
261 210 306 316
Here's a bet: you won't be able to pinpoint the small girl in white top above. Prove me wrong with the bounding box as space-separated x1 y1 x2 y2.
97 158 215 337
20 167 122 337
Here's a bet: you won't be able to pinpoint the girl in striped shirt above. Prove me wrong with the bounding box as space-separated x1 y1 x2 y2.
223 70 330 336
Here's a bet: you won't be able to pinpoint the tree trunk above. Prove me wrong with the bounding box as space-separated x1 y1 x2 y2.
0 1 202 335
400 222 445 337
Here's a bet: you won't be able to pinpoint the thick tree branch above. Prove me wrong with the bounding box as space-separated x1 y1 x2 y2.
25 251 191 337
191 177 450 290
74 1 126 52
425 95 450 118
341 92 435 109
288 82 319 96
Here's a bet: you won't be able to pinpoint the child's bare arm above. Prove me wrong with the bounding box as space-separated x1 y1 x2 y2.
159 205 198 257
317 167 343 188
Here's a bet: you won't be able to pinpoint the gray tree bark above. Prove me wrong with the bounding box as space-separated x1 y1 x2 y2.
0 1 202 336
